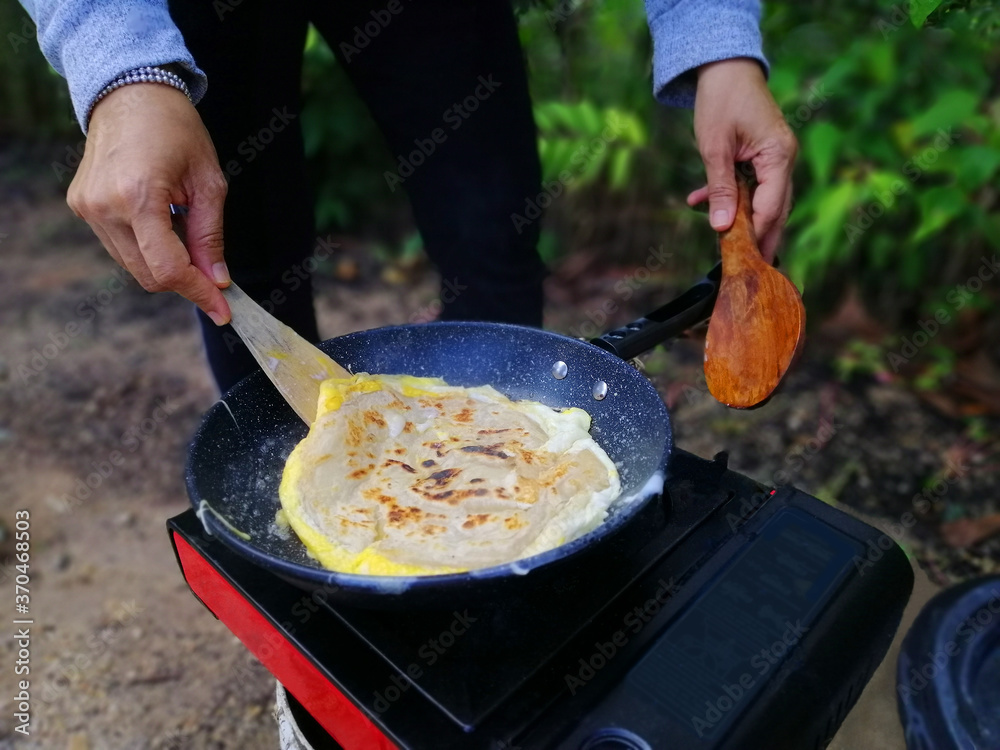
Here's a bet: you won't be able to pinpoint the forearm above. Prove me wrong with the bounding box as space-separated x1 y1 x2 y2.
643 0 768 108
18 0 206 132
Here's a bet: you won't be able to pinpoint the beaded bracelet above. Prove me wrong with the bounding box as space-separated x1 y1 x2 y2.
85 65 192 129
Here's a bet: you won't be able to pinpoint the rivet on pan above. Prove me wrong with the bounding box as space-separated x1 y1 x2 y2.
552 361 568 380
592 381 608 400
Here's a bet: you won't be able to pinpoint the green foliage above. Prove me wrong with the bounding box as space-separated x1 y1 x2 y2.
963 416 993 443
767 0 1000 324
520 0 999 321
832 336 964 392
834 339 891 382
912 346 957 390
516 0 714 270
0 1 76 138
533 101 647 190
910 0 946 26
2 0 998 331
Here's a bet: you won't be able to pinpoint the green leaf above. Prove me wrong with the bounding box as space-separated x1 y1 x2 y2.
576 101 603 136
608 147 633 190
910 90 979 137
910 0 944 27
865 41 896 84
784 181 858 289
536 137 553 175
537 230 561 265
533 106 555 132
768 67 799 108
865 170 906 199
956 145 1000 189
912 186 967 243
606 109 647 145
573 143 608 188
802 121 842 184
305 25 322 51
536 102 578 134
869 234 895 271
399 231 425 261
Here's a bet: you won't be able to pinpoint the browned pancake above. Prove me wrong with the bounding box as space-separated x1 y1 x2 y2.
278 374 620 574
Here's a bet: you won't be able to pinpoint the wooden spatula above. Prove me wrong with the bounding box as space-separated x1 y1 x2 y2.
221 282 351 424
169 204 350 424
222 284 351 425
704 171 805 408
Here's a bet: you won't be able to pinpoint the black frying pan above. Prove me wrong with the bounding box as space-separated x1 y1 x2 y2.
185 264 720 609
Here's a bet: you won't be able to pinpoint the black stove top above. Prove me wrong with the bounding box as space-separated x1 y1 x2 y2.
170 449 913 749
314 450 770 731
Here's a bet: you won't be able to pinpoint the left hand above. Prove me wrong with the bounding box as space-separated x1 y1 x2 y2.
688 58 797 262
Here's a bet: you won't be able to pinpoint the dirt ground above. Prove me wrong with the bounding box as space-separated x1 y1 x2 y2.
1 153 997 750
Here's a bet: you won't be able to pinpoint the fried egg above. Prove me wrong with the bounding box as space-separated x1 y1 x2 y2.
278 373 620 575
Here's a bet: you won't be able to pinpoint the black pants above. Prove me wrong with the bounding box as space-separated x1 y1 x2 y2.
169 0 545 392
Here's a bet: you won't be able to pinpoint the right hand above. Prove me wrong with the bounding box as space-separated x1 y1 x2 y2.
687 59 797 264
67 84 232 324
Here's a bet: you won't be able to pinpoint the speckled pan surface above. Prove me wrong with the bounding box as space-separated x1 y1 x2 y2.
185 321 672 598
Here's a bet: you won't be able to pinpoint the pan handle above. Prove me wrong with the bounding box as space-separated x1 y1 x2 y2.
590 262 721 360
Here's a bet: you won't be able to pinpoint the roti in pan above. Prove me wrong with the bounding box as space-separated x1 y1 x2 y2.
278 373 620 575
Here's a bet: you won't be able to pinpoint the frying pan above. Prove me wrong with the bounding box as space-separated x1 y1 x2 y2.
185 264 721 609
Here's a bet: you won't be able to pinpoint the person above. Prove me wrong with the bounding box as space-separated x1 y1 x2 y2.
19 0 796 392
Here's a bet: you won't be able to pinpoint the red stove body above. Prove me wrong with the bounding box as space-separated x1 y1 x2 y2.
170 449 913 750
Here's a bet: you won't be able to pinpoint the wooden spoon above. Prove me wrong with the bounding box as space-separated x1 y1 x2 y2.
704 172 805 408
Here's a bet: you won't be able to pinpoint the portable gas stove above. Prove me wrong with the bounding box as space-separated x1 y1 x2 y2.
169 447 913 749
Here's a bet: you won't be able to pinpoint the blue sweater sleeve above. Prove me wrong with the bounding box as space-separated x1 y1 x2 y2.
644 0 768 108
18 0 207 132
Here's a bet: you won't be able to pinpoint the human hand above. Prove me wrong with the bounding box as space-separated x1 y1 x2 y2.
67 84 231 323
688 58 797 262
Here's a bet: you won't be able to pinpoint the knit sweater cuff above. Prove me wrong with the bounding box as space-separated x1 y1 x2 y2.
36 1 206 132
645 0 769 108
